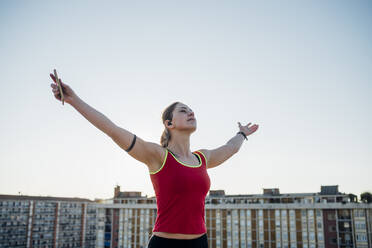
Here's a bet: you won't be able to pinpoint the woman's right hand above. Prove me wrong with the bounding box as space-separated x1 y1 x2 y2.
49 73 77 105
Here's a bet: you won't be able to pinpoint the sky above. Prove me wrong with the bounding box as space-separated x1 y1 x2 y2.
0 1 371 200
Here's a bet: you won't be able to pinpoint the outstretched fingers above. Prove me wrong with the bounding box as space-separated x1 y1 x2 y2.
238 122 252 129
50 73 64 86
237 122 259 136
50 73 66 91
248 124 259 134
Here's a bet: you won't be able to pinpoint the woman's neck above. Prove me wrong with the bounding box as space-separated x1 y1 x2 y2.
167 133 192 158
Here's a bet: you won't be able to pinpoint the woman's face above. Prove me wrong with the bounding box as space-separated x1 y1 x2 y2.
169 103 197 132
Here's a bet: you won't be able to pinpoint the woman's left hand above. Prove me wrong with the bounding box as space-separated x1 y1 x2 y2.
238 122 259 137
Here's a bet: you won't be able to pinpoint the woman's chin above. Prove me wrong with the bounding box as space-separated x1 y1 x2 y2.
180 125 196 133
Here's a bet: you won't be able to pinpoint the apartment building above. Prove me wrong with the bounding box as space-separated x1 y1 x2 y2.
0 195 96 248
99 185 371 248
1 185 371 248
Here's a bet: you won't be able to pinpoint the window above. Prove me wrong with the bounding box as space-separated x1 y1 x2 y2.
317 232 323 241
282 233 288 241
330 238 337 244
290 232 296 241
276 220 281 228
327 213 335 220
356 234 367 241
341 210 348 215
328 226 336 232
309 232 315 241
276 232 281 240
308 220 314 228
355 210 365 217
316 210 321 217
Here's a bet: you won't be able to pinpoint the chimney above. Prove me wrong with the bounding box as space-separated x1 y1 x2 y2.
114 185 121 198
263 188 280 195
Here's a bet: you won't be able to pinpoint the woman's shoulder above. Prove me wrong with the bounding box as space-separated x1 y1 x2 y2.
194 149 210 164
145 143 167 173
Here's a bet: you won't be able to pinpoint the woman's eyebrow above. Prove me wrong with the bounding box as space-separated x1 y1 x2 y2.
178 106 192 111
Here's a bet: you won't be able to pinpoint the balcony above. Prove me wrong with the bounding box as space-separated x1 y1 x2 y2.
338 216 351 220
338 227 352 233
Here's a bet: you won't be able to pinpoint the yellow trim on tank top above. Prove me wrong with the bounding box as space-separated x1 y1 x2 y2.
149 149 168 175
195 150 208 166
167 150 202 168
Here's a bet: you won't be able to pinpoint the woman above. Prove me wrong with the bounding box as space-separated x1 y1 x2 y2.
49 73 259 248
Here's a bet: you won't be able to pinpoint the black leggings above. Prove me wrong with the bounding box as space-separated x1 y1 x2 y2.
147 233 208 248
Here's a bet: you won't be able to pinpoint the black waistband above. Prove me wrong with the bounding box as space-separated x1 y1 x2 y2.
148 233 208 248
151 233 207 242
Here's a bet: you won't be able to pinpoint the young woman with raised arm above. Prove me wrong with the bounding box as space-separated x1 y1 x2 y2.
49 73 259 248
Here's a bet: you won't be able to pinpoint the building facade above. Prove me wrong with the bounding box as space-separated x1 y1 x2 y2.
0 195 95 248
98 185 371 248
1 186 371 248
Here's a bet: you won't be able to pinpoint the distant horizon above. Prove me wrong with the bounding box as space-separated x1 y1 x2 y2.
1 184 370 201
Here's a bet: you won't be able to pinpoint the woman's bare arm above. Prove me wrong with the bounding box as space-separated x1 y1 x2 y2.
69 96 116 137
200 122 259 169
50 75 165 169
109 126 165 167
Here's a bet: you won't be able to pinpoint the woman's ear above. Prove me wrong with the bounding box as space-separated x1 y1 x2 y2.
166 120 173 127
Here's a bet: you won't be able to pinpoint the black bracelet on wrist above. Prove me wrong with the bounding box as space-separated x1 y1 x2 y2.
237 131 248 140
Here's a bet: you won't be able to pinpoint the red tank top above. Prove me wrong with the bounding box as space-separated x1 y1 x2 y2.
149 149 211 234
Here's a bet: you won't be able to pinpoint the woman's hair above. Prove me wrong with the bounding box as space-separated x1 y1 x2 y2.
160 102 180 148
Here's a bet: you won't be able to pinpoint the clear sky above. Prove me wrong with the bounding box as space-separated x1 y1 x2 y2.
0 1 371 200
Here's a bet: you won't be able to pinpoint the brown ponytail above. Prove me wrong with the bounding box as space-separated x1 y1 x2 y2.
160 102 179 148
